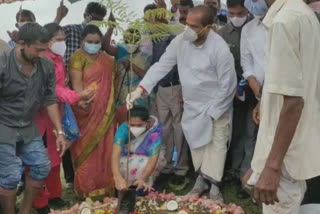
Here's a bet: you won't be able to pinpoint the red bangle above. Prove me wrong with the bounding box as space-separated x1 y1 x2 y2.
138 86 146 93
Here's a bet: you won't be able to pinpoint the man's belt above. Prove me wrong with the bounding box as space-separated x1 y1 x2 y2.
159 80 180 88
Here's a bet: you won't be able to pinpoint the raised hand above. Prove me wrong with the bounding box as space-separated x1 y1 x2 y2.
7 30 19 43
55 0 69 24
155 0 167 9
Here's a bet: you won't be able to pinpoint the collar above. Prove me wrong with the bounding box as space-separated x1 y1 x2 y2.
263 0 288 28
309 2 320 13
226 23 237 33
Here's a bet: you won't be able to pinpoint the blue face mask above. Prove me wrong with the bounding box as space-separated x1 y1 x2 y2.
244 0 269 17
84 42 101 55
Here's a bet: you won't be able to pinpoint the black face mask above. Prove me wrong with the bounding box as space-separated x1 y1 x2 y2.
21 48 40 64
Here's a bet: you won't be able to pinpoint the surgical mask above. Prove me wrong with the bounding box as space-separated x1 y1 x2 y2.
244 0 268 17
230 16 248 28
130 126 147 138
183 26 198 42
84 42 101 55
51 41 66 57
124 44 139 54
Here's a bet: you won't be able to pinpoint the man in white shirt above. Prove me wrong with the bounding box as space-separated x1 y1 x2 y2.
127 6 237 201
241 17 267 99
217 0 253 199
244 0 320 213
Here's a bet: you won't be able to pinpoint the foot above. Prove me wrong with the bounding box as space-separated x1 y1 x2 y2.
64 182 74 189
154 172 174 186
16 182 25 196
36 206 50 214
223 172 240 185
237 187 250 199
187 176 210 197
169 175 189 191
209 184 224 202
48 198 69 209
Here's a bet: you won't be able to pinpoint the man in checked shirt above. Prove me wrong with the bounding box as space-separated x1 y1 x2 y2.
54 1 107 68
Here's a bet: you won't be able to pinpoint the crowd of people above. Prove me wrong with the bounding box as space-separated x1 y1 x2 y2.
0 0 320 213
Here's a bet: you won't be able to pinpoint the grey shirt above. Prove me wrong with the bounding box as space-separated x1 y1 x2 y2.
0 49 58 145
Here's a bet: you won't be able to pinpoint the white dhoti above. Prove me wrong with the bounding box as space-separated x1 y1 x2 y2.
190 111 230 182
248 167 306 214
263 167 306 214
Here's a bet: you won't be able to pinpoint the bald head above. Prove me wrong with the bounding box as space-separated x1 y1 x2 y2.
188 5 215 27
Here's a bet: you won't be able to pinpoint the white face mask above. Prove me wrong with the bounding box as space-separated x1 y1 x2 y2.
183 26 198 42
51 41 67 57
124 44 139 54
130 126 147 138
230 16 248 28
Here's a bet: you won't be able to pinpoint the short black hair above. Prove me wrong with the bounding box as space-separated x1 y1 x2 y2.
144 4 157 14
190 5 215 26
129 106 149 122
227 0 245 8
18 23 51 45
85 2 107 18
16 9 35 22
44 23 63 40
180 0 194 8
80 25 103 41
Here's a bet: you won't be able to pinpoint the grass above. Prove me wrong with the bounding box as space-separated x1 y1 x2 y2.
16 169 261 214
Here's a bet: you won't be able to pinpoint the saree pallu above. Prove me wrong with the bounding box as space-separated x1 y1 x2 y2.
70 51 115 198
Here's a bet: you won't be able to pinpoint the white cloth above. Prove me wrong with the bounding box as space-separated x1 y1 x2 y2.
252 0 320 180
240 17 268 86
140 30 237 149
248 167 306 214
299 204 320 214
190 110 231 182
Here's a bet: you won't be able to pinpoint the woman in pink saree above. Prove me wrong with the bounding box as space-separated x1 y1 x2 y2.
69 25 115 198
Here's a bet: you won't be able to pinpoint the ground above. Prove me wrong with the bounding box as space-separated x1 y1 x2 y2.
16 169 261 214
58 170 262 214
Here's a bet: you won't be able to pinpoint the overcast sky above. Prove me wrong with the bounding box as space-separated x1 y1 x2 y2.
0 0 225 42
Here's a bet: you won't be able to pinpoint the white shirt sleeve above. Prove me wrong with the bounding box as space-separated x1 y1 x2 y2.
264 22 304 97
139 37 179 93
240 27 255 80
207 44 237 120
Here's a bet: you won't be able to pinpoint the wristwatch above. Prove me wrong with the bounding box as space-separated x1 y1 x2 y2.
57 130 66 136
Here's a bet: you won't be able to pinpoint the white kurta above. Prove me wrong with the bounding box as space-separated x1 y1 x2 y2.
140 30 237 149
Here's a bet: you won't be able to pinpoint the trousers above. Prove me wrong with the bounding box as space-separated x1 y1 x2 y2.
156 85 189 176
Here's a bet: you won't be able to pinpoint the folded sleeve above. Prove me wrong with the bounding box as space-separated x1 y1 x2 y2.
264 22 303 97
240 28 255 80
69 51 84 72
113 123 129 148
43 62 58 106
